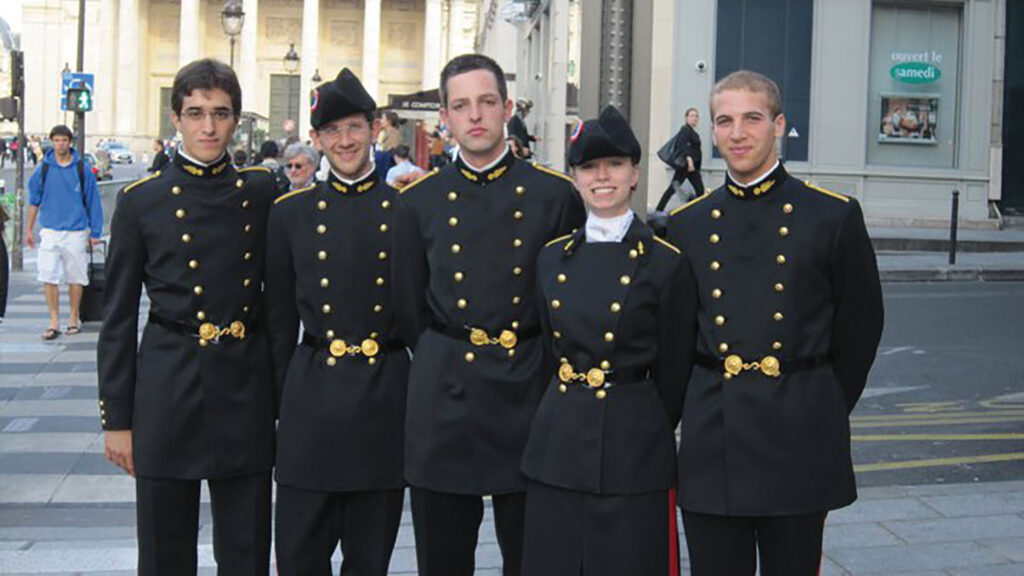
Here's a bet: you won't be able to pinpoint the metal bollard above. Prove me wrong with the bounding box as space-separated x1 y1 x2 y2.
949 189 959 265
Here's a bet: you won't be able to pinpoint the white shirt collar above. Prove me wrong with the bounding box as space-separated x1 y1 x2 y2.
729 160 779 188
330 161 377 185
585 210 635 243
459 144 510 173
177 146 221 168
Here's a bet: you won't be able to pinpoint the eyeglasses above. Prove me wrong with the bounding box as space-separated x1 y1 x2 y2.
180 109 235 123
286 162 310 170
317 123 368 139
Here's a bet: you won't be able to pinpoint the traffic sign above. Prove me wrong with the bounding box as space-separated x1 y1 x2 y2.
61 72 94 111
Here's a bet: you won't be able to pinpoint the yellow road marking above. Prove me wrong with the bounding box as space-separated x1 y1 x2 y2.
852 416 1024 428
894 401 968 413
852 433 1024 442
980 399 1024 410
855 452 1024 473
852 410 1024 421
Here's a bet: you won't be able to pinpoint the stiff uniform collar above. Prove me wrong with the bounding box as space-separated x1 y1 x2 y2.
563 214 653 264
725 160 787 200
327 163 379 194
455 145 514 185
173 148 231 179
585 210 635 243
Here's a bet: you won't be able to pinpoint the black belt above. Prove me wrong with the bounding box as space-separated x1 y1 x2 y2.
429 318 541 348
148 311 256 345
695 352 829 378
301 332 404 358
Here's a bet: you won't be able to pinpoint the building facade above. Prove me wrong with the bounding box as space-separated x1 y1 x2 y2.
20 0 479 151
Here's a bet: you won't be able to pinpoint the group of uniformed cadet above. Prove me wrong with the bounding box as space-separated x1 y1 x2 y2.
97 55 883 576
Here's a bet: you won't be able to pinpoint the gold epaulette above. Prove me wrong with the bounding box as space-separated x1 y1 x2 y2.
652 235 681 254
804 181 850 203
399 168 440 194
238 165 272 174
545 232 574 248
121 171 161 194
274 185 315 205
669 189 715 216
531 162 574 184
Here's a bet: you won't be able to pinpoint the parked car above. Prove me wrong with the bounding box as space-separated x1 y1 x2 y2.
99 141 135 164
84 151 113 181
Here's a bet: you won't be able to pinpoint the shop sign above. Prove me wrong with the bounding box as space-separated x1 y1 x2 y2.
891 62 942 84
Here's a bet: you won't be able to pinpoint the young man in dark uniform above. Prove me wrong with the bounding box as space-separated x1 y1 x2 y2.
667 70 884 575
264 68 408 575
97 59 277 575
391 54 585 576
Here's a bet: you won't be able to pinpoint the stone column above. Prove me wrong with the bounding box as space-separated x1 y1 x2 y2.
422 0 442 90
447 0 463 58
115 0 140 135
178 0 202 67
240 0 260 110
362 0 382 99
299 0 320 133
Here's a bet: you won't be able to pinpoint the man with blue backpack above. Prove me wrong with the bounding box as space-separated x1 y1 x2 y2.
25 125 103 340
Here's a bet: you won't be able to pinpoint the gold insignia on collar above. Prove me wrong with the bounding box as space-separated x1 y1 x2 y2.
332 181 349 193
486 166 508 181
752 180 775 196
728 184 745 198
183 164 204 177
637 240 645 255
211 162 228 175
460 169 480 182
357 180 375 193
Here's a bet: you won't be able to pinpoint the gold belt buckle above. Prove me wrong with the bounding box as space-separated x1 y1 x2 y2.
198 322 219 342
198 320 246 344
229 321 246 340
723 354 782 379
469 328 489 346
585 368 605 389
329 337 380 358
360 338 380 357
557 363 607 389
558 362 575 383
329 339 349 357
468 327 518 349
498 330 517 349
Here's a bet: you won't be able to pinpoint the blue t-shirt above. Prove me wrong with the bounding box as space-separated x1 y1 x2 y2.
28 148 103 239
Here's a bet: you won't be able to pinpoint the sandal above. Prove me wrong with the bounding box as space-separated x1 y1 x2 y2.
41 328 61 341
66 324 82 336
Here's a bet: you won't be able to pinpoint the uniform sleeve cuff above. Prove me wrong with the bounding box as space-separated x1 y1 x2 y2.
98 397 133 430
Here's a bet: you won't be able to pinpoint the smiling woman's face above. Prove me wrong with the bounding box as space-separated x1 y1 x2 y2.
572 156 638 218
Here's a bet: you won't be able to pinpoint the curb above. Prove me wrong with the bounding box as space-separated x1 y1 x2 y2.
872 237 1024 253
880 267 1024 282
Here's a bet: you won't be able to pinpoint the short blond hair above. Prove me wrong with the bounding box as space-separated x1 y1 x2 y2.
710 70 782 118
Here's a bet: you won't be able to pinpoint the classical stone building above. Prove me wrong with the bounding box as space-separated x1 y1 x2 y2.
21 0 479 150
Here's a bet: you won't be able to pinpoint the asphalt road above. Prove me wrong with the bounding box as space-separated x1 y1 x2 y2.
0 159 148 187
851 281 1024 487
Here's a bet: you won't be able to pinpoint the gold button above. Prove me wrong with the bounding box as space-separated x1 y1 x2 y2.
457 298 467 309
465 351 475 362
620 275 631 285
711 288 722 299
515 185 525 195
775 283 785 292
557 273 567 283
320 277 329 288
236 179 244 189
560 357 569 364
718 342 729 353
175 208 186 219
373 304 383 313
244 224 252 233
449 217 459 227
198 339 209 347
595 390 607 400
711 209 722 219
369 357 378 365
322 303 332 314
171 186 182 195
715 315 726 326
181 233 192 243
513 266 523 275
317 224 327 234
447 191 458 201
196 310 206 320
773 341 783 350
710 261 721 271
378 251 387 260
553 331 562 339
243 306 250 313
376 277 385 286
451 244 461 254
318 250 328 261
243 278 251 287
629 249 638 259
326 329 335 339
244 252 252 261
242 199 250 209
551 299 561 309
508 349 516 358
779 226 789 237
514 210 523 219
604 332 614 342
774 312 784 321
777 254 787 265
511 321 520 329
600 360 611 370
610 302 621 313
783 203 793 214
454 272 464 282
318 200 328 210
559 384 568 393
512 296 521 305
326 357 337 366
193 285 203 295
188 259 199 270
513 238 523 248
379 224 388 233
710 233 720 244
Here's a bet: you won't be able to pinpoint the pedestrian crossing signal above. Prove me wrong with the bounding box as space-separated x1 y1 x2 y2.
67 88 93 112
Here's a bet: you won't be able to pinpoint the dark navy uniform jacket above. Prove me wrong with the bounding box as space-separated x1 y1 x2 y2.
391 150 585 495
97 152 277 480
522 217 698 495
265 169 409 492
667 163 884 516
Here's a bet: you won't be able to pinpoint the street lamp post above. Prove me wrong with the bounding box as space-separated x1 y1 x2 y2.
221 0 245 69
283 43 300 75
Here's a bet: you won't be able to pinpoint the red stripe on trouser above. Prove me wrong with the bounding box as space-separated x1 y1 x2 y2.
668 488 680 576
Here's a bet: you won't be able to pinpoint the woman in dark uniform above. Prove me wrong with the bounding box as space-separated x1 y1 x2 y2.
521 106 699 576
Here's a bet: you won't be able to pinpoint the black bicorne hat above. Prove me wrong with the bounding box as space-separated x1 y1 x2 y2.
567 105 641 167
310 68 377 130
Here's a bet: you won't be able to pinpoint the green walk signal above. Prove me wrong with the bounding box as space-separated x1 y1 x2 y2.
67 88 93 112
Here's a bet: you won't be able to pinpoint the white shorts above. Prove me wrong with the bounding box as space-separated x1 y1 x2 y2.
37 228 90 286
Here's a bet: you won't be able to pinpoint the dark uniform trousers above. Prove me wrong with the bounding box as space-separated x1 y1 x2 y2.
265 173 409 575
391 151 585 576
97 153 278 576
666 164 883 576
